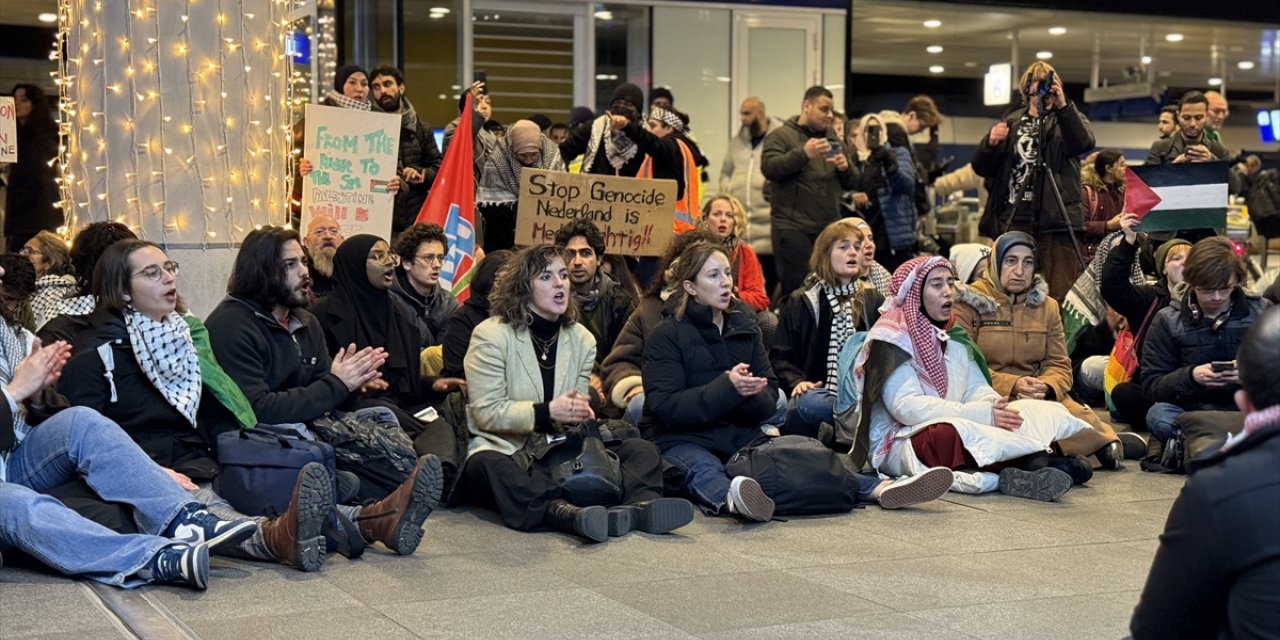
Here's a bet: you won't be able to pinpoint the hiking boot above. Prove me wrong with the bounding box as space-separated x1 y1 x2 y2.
1093 441 1124 471
261 462 332 572
545 499 608 542
998 468 1073 502
325 510 367 559
726 476 775 522
355 455 443 555
1117 432 1147 460
165 504 258 551
607 498 695 536
138 542 209 590
877 467 955 510
1049 454 1095 485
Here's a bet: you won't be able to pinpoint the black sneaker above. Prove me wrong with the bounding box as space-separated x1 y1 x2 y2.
998 468 1073 502
140 543 209 590
165 504 258 551
1093 441 1124 471
1117 432 1147 460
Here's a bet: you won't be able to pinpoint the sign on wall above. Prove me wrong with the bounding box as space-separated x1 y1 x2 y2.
515 169 677 258
300 104 401 239
0 97 17 163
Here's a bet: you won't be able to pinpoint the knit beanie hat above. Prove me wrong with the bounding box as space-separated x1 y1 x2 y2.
948 243 992 285
610 83 644 112
1154 238 1192 279
568 106 596 128
334 65 368 92
507 120 542 155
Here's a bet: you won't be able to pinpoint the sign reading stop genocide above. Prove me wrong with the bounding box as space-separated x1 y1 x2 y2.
515 169 677 258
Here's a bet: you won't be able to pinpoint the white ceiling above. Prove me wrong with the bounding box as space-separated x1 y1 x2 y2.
852 0 1280 95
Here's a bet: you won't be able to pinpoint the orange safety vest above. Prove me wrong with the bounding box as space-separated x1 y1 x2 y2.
638 138 701 233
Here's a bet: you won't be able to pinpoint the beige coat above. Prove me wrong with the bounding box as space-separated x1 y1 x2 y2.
463 318 595 457
954 276 1117 457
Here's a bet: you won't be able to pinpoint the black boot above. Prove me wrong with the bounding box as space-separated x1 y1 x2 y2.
606 498 695 536
544 499 607 543
1023 453 1094 485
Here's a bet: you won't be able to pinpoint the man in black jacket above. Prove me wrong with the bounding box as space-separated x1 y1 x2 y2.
371 66 443 234
390 222 459 349
1131 305 1280 639
973 62 1094 301
558 83 685 200
761 85 857 298
1146 91 1228 166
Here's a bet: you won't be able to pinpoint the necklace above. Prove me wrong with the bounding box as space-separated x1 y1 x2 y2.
530 331 558 362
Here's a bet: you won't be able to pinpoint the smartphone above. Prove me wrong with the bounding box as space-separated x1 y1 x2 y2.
413 406 439 422
826 140 842 157
473 70 486 85
1210 360 1236 372
866 124 882 149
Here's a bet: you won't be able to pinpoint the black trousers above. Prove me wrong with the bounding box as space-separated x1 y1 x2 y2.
772 227 818 300
461 438 665 532
1111 381 1152 432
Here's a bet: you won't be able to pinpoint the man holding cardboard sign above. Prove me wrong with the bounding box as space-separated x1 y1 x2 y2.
515 169 676 259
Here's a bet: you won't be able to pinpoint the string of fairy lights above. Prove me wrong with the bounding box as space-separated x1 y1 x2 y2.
53 0 302 245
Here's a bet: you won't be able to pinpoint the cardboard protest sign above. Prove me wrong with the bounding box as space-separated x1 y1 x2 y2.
515 169 677 258
300 104 400 239
0 97 16 163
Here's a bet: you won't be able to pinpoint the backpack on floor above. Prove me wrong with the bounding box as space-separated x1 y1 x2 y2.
311 407 417 504
725 435 859 515
216 423 337 516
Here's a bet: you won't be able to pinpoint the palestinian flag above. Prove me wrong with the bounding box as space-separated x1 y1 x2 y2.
1126 161 1229 233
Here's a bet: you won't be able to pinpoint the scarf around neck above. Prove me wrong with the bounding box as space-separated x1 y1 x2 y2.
857 256 956 399
477 134 566 205
325 90 371 112
821 280 860 387
582 115 638 172
125 310 202 427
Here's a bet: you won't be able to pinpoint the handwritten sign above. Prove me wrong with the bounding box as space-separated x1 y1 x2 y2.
300 104 400 239
515 169 677 257
0 97 16 163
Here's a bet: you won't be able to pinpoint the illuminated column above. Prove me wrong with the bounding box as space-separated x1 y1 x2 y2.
56 0 294 314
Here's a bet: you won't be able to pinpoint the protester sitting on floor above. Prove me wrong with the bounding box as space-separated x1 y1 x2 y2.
21 231 77 330
699 194 770 313
953 231 1123 471
1131 305 1280 639
849 217 894 298
1141 237 1270 447
204 227 443 557
771 218 884 441
301 214 343 301
390 223 460 350
440 250 514 379
947 243 991 285
854 256 1096 501
0 261 257 590
37 221 137 343
642 242 952 519
461 244 694 543
600 230 725 427
58 240 333 572
1102 213 1191 430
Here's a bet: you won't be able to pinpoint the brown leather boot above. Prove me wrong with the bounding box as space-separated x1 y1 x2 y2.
261 462 332 572
356 455 443 555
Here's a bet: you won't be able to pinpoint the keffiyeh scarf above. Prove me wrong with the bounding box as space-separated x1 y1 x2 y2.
125 310 202 427
572 271 603 312
55 293 97 317
821 280 860 388
325 90 371 112
582 115 638 172
0 320 31 481
477 135 566 205
31 274 77 330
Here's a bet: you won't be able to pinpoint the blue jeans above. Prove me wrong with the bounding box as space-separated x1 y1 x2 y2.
661 442 733 514
785 387 837 438
0 407 194 587
1146 402 1184 443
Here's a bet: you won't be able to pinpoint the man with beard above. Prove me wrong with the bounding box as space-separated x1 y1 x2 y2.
370 66 443 234
1147 91 1228 166
390 223 460 349
720 97 783 295
302 214 343 300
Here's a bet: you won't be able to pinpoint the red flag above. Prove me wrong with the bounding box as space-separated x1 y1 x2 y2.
416 93 477 302
1123 167 1163 219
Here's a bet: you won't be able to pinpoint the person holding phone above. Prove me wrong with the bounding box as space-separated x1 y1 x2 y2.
1146 91 1228 166
850 113 917 271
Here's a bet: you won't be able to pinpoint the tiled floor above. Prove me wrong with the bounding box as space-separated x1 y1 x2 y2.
2 467 1183 639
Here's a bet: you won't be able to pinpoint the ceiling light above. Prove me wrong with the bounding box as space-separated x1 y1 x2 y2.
428 7 450 13
964 61 978 68
1238 60 1255 70
429 12 444 19
1048 26 1066 36
38 12 57 23
929 65 945 73
926 45 943 54
1141 56 1152 64
593 10 613 20
1035 51 1053 60
594 73 618 81
1207 77 1222 86
923 19 942 28
1165 33 1184 42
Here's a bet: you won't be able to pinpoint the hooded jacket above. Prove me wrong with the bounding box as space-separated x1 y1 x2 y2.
389 269 459 349
719 116 785 255
761 117 858 236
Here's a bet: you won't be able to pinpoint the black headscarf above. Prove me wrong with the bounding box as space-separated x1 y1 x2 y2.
328 234 421 399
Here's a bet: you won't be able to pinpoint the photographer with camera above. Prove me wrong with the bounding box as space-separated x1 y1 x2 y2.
851 113 919 271
973 62 1095 302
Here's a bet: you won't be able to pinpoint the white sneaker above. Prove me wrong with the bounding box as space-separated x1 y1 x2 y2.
877 467 954 510
725 476 775 522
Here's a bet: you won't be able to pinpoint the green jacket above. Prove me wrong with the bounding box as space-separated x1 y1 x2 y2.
185 315 258 429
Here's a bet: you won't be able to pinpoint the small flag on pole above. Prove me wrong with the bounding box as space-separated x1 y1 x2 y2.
1126 161 1229 233
416 93 477 302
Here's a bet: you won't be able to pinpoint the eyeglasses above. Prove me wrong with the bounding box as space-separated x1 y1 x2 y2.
133 261 180 281
18 247 42 257
514 151 541 164
1193 284 1235 298
413 252 444 265
368 251 401 267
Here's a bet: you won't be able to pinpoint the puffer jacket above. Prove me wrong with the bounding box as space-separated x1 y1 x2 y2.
761 117 858 236
390 98 443 233
640 300 778 457
719 117 785 254
1140 285 1270 411
872 144 918 252
953 276 1073 399
972 103 1095 237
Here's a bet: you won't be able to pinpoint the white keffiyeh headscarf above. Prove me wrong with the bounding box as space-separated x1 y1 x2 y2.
124 310 202 427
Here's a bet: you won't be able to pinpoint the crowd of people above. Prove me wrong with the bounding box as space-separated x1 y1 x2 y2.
2 60 1278 639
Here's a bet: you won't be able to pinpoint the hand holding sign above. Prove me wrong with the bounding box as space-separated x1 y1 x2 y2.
300 104 401 239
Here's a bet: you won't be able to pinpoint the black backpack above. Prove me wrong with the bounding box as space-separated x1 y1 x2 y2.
1247 169 1280 236
725 435 859 515
311 408 417 504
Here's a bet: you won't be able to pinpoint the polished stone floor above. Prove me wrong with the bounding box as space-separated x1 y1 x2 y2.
2 463 1183 640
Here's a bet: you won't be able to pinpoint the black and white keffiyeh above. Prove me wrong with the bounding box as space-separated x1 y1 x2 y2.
55 293 97 317
477 135 566 206
31 274 77 330
582 115 638 172
325 90 371 112
124 310 202 427
0 320 31 481
648 106 684 132
822 280 860 388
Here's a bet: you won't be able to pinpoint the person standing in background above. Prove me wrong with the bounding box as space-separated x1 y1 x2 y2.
3 85 62 252
720 97 784 299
